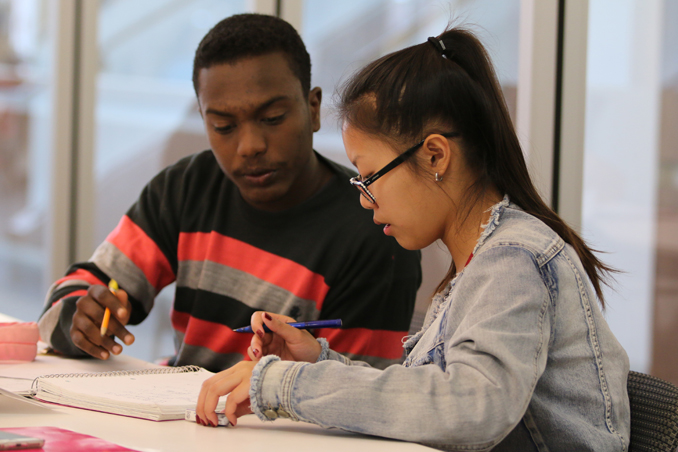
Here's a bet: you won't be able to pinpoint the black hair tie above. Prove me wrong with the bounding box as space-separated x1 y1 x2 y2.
427 36 450 59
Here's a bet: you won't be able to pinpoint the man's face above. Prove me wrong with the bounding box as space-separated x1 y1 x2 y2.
197 52 321 211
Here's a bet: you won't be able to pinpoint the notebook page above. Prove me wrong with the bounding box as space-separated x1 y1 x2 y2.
34 368 226 420
0 344 158 395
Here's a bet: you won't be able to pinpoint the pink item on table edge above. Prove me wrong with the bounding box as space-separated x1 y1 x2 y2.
0 426 140 452
0 322 40 363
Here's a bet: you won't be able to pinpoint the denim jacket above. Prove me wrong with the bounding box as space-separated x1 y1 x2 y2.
250 197 630 451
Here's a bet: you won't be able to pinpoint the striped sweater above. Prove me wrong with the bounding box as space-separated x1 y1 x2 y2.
39 150 422 371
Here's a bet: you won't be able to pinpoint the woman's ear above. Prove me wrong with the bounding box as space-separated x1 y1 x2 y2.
421 134 455 180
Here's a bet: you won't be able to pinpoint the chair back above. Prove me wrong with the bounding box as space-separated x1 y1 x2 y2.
628 370 678 452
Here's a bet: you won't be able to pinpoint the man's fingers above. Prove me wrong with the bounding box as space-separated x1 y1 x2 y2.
104 316 135 346
89 285 129 320
72 317 123 358
93 286 133 344
70 327 111 359
110 288 131 322
72 294 131 357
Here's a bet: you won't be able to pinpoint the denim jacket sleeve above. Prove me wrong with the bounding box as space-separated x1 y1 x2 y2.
249 244 553 451
315 337 372 367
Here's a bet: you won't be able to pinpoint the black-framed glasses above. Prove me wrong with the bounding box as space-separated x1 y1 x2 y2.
349 132 459 203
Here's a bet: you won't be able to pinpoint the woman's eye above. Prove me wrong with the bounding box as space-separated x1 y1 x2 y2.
262 114 285 125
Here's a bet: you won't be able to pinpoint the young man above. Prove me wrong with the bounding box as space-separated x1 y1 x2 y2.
38 14 421 372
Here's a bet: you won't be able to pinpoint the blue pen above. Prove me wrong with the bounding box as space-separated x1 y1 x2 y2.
233 319 342 333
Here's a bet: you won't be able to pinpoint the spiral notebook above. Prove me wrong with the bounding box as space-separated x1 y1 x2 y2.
30 365 225 421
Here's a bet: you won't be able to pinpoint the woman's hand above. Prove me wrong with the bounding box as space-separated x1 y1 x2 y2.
195 361 255 427
247 312 322 363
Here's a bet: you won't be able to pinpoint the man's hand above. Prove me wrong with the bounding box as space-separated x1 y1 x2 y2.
70 284 135 359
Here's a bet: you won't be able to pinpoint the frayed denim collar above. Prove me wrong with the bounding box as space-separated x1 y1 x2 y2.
474 194 510 254
402 195 511 353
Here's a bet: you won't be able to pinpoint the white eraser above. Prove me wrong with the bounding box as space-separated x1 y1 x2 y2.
185 409 230 427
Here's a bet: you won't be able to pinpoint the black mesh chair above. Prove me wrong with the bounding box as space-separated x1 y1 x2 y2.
628 370 678 452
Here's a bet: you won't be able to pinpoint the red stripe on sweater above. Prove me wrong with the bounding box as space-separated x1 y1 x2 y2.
177 315 252 357
52 270 106 305
53 289 89 306
62 289 88 299
106 215 175 292
318 328 407 360
178 232 330 310
170 308 190 334
54 268 106 289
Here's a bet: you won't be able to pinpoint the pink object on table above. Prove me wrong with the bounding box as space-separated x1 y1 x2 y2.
0 322 40 363
0 427 139 451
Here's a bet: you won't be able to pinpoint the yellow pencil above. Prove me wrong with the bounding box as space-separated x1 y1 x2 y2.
101 279 118 337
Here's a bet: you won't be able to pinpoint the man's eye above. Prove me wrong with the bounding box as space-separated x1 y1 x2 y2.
214 124 234 134
262 114 285 125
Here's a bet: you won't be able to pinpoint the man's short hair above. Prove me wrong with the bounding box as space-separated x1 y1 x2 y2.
192 13 311 97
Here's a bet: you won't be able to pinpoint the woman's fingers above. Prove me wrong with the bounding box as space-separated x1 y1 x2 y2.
223 379 252 426
261 312 305 342
265 314 323 362
247 345 259 361
250 312 321 361
196 368 235 426
251 312 299 358
250 311 296 336
195 362 255 427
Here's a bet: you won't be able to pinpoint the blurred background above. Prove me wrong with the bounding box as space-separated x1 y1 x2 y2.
0 0 676 385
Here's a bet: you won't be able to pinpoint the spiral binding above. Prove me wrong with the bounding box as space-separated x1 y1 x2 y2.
30 365 202 393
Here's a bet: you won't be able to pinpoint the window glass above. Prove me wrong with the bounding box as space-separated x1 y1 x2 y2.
652 0 678 384
0 0 52 321
582 0 678 379
302 0 520 168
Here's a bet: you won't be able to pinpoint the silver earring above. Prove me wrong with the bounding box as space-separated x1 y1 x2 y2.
435 172 443 182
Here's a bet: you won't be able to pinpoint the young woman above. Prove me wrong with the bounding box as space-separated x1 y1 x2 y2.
195 27 630 452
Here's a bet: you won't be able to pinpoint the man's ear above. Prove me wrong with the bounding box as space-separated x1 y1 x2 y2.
420 134 454 179
309 87 322 132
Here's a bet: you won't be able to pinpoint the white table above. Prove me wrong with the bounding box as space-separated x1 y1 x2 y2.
0 316 434 451
1 404 433 452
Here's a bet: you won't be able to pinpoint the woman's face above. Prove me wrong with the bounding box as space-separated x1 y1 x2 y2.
342 124 449 250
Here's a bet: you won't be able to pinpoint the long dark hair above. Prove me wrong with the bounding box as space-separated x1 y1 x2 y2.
338 27 615 306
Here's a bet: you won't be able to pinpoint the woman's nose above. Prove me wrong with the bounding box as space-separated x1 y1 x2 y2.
359 193 375 210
